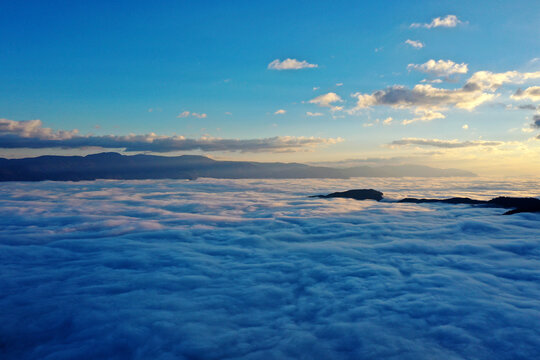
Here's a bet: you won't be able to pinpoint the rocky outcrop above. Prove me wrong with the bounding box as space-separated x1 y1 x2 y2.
315 190 540 215
311 189 384 201
398 196 540 215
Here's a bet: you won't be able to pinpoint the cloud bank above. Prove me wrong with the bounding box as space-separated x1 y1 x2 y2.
350 70 540 123
391 137 503 148
0 178 539 359
0 119 341 153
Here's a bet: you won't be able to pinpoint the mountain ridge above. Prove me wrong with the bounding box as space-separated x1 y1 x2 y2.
0 152 476 181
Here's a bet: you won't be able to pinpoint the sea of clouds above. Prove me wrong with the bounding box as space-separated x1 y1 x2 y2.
1 177 539 359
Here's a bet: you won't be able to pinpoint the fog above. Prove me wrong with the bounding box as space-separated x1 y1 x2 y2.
1 178 539 359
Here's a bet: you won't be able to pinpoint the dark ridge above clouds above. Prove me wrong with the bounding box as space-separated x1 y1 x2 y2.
0 152 476 181
313 189 540 215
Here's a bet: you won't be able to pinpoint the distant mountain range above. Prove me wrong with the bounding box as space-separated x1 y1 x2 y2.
0 152 476 181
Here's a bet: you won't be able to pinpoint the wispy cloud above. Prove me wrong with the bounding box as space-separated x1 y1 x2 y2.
405 39 424 49
0 119 342 153
382 117 393 125
410 15 464 29
268 58 318 70
306 112 323 116
177 111 207 119
309 92 343 111
274 109 286 115
402 109 446 125
391 137 503 148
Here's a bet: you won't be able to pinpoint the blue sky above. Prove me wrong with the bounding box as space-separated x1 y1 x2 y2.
1 0 539 174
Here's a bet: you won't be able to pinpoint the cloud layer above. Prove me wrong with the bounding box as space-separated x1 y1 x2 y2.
0 119 341 153
0 178 539 359
391 137 503 148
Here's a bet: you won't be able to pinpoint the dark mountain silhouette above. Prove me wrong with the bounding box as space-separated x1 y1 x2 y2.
312 189 383 201
399 196 540 215
0 152 476 181
314 191 540 215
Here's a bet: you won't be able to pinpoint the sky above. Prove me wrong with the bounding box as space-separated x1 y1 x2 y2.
1 0 539 175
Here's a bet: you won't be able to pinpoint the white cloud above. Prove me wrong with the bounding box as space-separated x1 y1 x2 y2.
0 118 78 140
466 71 540 92
462 124 469 130
402 109 446 125
349 69 540 124
1 178 539 359
511 86 540 102
336 83 343 87
0 119 342 153
421 78 443 84
268 58 318 70
309 92 343 111
382 117 393 125
408 59 468 77
410 15 463 29
352 83 495 112
274 109 287 115
405 39 425 49
306 112 323 116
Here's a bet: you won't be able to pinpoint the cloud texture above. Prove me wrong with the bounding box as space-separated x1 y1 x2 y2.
1 178 539 359
350 70 540 123
0 119 341 153
391 137 503 148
